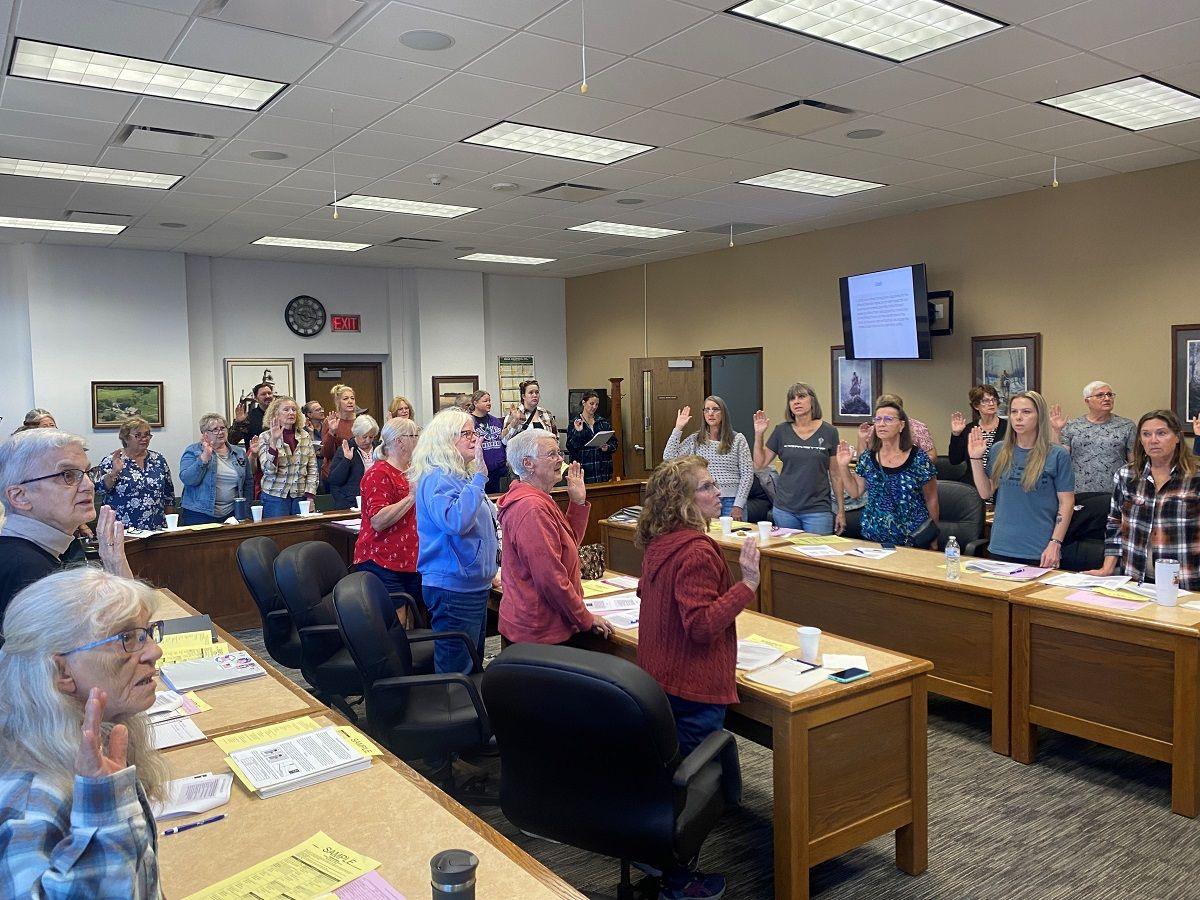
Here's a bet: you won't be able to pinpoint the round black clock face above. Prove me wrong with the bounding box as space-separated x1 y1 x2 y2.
285 295 326 337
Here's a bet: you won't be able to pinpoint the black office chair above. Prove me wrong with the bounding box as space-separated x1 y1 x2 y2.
934 454 972 486
1060 491 1110 571
235 536 303 670
482 644 740 900
332 571 492 793
937 481 986 553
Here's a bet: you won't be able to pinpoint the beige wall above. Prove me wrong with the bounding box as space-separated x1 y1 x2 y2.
566 159 1200 451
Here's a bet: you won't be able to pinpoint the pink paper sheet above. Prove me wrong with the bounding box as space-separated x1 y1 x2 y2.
1064 590 1147 611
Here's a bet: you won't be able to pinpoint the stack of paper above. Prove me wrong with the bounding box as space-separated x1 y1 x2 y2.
601 574 639 590
606 506 641 524
847 547 896 560
334 517 361 531
584 591 639 614
148 690 207 724
792 544 845 558
966 560 1028 576
736 640 784 671
161 651 266 692
1042 573 1131 590
151 771 234 820
151 717 206 749
605 611 640 630
227 726 372 799
745 658 824 693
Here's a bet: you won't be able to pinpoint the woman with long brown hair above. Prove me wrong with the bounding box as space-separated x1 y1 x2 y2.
663 395 752 519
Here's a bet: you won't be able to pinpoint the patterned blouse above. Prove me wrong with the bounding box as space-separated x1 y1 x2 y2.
662 429 754 508
855 448 937 546
566 415 618 484
354 461 419 573
258 429 319 499
95 449 174 530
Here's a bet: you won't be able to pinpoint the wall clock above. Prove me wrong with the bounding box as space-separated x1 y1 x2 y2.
285 295 327 337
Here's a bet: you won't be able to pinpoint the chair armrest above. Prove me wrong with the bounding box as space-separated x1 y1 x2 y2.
265 609 292 627
964 538 989 558
297 623 344 662
372 673 490 735
405 630 482 672
387 590 428 629
673 729 740 806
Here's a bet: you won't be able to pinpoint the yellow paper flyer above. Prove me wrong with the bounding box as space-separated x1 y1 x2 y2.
213 716 322 752
337 725 382 757
788 534 853 546
184 691 213 712
744 633 799 652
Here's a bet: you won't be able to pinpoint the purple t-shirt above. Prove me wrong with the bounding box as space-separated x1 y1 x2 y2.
473 414 506 492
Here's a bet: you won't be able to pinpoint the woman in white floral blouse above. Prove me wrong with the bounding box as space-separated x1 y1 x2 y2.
95 417 174 531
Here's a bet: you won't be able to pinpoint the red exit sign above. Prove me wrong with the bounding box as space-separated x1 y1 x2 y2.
331 314 360 332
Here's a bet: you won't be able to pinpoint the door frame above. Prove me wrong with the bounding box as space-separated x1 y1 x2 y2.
702 346 764 410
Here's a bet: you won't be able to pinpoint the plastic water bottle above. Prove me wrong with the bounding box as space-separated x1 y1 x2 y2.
945 535 961 581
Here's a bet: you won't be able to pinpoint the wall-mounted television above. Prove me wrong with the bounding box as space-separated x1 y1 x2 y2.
840 263 932 360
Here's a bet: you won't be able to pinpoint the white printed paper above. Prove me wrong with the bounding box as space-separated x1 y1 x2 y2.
848 547 896 560
745 658 825 694
151 771 234 820
602 575 639 590
604 611 640 630
965 560 1028 575
584 591 640 613
792 545 846 558
152 717 206 749
1042 573 1131 589
735 641 785 671
230 727 365 793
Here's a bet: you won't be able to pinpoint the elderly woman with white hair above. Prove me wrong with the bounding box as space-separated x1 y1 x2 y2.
497 429 612 647
328 414 379 510
0 567 168 896
178 413 255 525
411 408 497 675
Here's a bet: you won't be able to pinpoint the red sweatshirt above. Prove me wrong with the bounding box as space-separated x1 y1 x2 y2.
497 481 595 644
636 528 754 705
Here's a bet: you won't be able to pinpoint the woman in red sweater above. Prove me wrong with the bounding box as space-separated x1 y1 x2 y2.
497 430 613 646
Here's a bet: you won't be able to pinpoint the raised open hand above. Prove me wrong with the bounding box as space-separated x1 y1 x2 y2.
75 688 129 779
752 410 770 435
675 406 692 430
950 411 967 436
341 439 353 460
967 426 986 459
110 449 125 475
1049 403 1067 433
836 440 854 468
565 460 586 505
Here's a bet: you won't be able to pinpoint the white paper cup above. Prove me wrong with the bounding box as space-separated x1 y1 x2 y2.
164 513 179 530
251 505 264 522
757 520 772 541
297 499 312 516
355 495 362 511
718 515 733 536
797 626 821 664
1155 558 1180 607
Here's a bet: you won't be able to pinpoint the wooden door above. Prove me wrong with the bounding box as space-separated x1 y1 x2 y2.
626 356 703 478
303 363 384 422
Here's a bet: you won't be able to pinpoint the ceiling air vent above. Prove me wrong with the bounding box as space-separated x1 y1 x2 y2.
117 125 217 156
527 183 609 202
64 210 133 225
742 99 855 138
202 0 365 41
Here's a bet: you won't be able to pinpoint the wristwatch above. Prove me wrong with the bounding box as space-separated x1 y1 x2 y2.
1049 538 1062 545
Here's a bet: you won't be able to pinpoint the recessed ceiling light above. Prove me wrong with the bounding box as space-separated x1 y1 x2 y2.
1041 77 1200 131
159 222 188 228
0 156 180 189
490 182 519 192
740 168 885 196
458 253 556 265
846 128 884 140
463 122 653 165
615 198 645 205
250 150 289 161
400 30 455 51
0 215 125 234
568 221 684 238
252 236 370 252
9 38 286 110
334 195 478 217
727 0 1004 62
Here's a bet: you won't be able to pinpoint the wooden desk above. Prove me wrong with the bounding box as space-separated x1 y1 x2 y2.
1010 585 1200 817
577 597 930 900
159 713 583 899
545 478 644 546
603 519 1016 754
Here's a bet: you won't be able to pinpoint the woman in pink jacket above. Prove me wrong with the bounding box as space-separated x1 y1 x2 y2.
497 429 613 646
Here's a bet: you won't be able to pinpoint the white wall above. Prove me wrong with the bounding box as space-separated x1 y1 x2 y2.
484 275 568 420
0 245 36 433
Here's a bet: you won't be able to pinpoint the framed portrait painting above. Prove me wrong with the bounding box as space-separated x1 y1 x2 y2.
830 345 881 426
1171 324 1200 433
224 358 295 424
91 382 164 429
971 333 1041 417
432 375 479 414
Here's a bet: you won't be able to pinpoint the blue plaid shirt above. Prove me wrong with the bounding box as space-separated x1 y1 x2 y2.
0 765 160 898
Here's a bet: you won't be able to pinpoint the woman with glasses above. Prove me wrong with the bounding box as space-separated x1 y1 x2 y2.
328 414 379 510
354 417 423 620
388 395 415 421
948 384 1008 466
836 400 940 548
257 396 319 519
178 413 255 526
94 416 174 531
411 408 498 675
566 390 619 484
753 382 843 534
0 567 169 896
967 391 1074 567
497 430 612 646
1048 381 1136 494
664 395 752 519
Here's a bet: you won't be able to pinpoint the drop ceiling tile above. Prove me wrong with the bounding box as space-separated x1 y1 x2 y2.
176 177 264 199
1094 18 1200 72
529 0 708 55
943 179 1031 200
658 80 795 123
1155 61 1200 95
812 69 962 115
1024 0 1200 50
213 140 323 167
737 138 891 175
355 179 451 202
854 158 955 183
412 73 552 118
494 156 602 181
278 168 373 193
466 33 621 92
733 43 889 95
680 158 777 182
264 87 395 127
517 92 644 134
256 184 335 204
0 175 79 206
599 110 715 146
0 79 135 123
903 170 997 192
306 152 406 178
616 147 721 175
579 58 715 108
418 142 529 173
1001 119 1124 151
371 106 494 141
668 124 788 157
906 27 1075 84
117 0 201 13
1148 118 1200 146
871 128 980 158
0 109 117 145
150 192 243 211
980 54 1139 103
334 130 445 161
383 162 490 188
799 115 923 147
1012 161 1115 185
171 19 330 82
0 136 100 166
344 2 513 68
16 0 188 59
1083 145 1200 172
127 98 256 138
1054 134 1174 162
606 175 721 198
951 104 1073 141
887 87 1024 128
970 153 1057 179
65 182 161 212
401 0 562 29
563 167 663 190
924 142 1029 169
193 160 292 185
303 50 450 103
236 116 357 150
226 199 311 218
638 15 799 78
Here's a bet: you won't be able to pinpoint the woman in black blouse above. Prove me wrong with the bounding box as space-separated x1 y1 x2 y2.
948 384 1008 465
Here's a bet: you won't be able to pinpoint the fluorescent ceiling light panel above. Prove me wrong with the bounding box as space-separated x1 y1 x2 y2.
458 253 556 265
463 122 653 164
252 236 370 252
0 157 180 189
0 216 125 234
740 168 885 196
335 195 478 218
9 39 285 110
728 0 1004 62
1041 77 1200 131
568 221 685 238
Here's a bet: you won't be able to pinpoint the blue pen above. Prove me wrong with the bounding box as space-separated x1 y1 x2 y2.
162 813 225 836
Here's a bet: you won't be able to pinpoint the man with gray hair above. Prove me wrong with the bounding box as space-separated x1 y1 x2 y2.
0 430 131 625
1049 381 1136 493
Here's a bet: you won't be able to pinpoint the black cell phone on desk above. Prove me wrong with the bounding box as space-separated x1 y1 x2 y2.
880 541 896 550
828 667 870 683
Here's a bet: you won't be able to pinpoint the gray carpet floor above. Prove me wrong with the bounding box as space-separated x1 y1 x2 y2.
233 629 1199 899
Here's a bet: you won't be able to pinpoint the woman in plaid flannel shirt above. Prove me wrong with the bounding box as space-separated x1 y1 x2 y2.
257 396 319 519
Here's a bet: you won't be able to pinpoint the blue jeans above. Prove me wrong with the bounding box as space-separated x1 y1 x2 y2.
719 496 736 516
354 560 422 612
772 507 834 535
667 695 726 757
260 493 299 519
423 585 488 675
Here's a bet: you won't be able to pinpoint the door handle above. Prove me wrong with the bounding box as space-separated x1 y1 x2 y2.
633 444 645 452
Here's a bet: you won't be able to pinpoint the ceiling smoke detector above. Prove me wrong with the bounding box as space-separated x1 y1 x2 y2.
490 182 518 192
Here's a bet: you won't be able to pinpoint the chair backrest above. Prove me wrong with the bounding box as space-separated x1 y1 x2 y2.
934 454 972 485
482 644 682 864
1060 491 1111 571
236 536 283 620
936 481 985 549
273 541 346 631
333 571 414 685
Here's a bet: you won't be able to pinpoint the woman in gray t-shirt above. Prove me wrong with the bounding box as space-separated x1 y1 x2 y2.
753 382 843 535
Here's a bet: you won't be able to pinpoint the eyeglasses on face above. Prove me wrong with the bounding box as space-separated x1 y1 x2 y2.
63 620 164 656
457 429 477 439
873 415 898 424
1090 392 1116 400
537 450 564 460
702 407 722 413
695 480 721 494
20 467 96 487
203 426 228 434
978 397 999 405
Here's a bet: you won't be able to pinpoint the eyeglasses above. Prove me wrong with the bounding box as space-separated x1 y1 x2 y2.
696 480 721 493
457 429 477 439
19 467 96 487
1090 392 1116 400
537 450 565 460
978 397 999 406
873 415 898 424
203 426 228 434
63 621 164 656
702 407 722 413
130 431 151 439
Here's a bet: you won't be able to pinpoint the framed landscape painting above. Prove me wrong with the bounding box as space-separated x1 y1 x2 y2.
91 381 164 429
830 345 881 426
432 375 479 413
1171 324 1200 433
971 333 1041 417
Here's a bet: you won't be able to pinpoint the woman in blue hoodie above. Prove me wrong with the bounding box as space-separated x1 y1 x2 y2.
411 408 498 675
